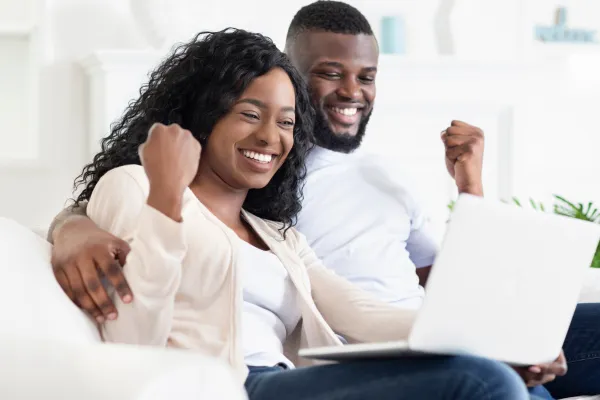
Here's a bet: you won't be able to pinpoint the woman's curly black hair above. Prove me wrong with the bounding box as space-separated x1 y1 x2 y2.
73 28 315 231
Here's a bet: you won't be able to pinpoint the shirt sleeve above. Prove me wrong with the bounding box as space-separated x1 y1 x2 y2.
407 204 439 268
296 230 417 343
86 166 187 346
46 202 88 243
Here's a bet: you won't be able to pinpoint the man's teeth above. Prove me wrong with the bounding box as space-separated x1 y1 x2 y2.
242 150 273 163
331 107 358 116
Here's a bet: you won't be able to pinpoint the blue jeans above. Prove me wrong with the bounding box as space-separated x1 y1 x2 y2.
245 355 534 400
538 302 600 399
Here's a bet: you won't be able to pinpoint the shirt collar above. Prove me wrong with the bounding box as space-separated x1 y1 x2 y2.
306 146 363 172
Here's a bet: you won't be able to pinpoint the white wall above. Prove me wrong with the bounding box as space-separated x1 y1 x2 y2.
0 0 599 233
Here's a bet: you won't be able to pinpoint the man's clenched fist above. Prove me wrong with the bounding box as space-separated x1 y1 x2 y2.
441 120 484 196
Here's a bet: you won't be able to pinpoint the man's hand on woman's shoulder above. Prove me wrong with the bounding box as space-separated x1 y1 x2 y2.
51 211 132 323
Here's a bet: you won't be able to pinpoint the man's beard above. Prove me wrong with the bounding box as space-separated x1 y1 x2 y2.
312 108 372 154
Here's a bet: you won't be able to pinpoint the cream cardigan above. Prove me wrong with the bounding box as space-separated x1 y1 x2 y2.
87 165 417 383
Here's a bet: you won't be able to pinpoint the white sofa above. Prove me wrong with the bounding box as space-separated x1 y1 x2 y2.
0 215 598 399
0 217 247 400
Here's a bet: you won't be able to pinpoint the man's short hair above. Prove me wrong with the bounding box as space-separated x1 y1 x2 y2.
286 0 373 44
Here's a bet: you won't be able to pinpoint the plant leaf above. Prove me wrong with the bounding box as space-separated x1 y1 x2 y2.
554 205 573 216
529 198 537 210
592 240 600 269
585 202 593 215
554 195 579 211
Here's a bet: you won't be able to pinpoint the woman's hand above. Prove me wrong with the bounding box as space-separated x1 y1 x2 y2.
139 123 201 221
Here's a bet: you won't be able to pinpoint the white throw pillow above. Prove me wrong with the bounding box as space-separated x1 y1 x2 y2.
0 217 100 343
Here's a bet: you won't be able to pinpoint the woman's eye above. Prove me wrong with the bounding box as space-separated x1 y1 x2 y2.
242 112 259 120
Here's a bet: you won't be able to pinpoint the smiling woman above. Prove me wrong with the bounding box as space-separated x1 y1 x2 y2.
73 28 314 232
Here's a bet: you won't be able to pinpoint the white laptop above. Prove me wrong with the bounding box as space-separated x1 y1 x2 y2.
300 194 600 366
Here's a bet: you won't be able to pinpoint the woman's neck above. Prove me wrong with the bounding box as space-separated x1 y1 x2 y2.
189 164 248 229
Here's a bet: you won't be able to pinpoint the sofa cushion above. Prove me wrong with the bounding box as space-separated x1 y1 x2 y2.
0 334 247 400
0 217 100 342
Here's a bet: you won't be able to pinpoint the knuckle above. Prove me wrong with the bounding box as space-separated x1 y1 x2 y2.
98 301 114 312
148 122 162 135
52 265 63 277
119 240 132 252
85 278 100 292
71 284 84 298
107 241 123 255
88 242 106 254
115 282 131 294
106 261 123 277
73 260 92 273
77 293 92 307
170 123 183 133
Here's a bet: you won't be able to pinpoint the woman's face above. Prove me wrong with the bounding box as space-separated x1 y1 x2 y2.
202 67 296 190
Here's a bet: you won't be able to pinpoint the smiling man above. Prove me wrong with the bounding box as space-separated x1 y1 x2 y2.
286 29 377 153
286 2 442 310
284 2 600 399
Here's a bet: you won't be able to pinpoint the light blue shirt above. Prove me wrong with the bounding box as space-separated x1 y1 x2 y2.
296 147 439 309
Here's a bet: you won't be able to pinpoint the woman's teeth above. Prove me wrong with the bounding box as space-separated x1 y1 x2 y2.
330 107 358 116
242 150 273 163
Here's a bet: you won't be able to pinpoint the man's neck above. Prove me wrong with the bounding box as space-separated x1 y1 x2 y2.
307 145 360 170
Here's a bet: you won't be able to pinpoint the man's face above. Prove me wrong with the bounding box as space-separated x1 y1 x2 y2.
287 32 379 153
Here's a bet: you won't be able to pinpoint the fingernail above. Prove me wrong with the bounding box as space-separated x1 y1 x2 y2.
529 366 541 373
107 312 117 320
123 294 132 303
96 316 105 323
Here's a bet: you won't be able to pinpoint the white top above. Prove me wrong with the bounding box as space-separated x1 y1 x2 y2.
297 147 440 309
238 240 300 368
86 165 418 383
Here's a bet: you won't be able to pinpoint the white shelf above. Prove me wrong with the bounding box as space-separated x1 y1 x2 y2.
79 50 165 157
0 23 39 165
378 54 529 68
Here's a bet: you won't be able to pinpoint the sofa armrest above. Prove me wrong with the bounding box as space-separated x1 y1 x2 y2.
0 335 247 400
